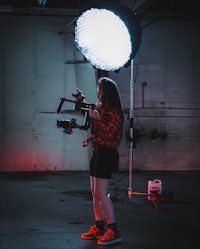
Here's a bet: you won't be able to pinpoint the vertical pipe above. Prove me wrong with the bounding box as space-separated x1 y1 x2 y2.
141 81 148 108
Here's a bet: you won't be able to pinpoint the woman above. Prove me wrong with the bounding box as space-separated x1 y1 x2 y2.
81 77 124 246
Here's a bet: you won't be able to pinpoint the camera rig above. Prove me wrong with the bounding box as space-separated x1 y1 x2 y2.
56 89 95 134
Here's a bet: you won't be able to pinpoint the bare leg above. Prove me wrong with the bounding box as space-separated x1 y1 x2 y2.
90 176 115 224
90 176 104 221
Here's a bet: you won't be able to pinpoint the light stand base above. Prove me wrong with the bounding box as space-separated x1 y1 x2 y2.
128 191 159 209
128 190 174 209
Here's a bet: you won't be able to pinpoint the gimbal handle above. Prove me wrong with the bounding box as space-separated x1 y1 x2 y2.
56 97 95 114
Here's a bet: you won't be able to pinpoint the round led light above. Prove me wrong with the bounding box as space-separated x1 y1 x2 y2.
75 8 134 71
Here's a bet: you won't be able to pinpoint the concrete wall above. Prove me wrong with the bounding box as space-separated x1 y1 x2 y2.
110 19 200 171
0 14 199 171
0 14 97 172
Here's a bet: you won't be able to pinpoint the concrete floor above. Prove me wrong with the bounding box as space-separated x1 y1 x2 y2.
0 170 200 249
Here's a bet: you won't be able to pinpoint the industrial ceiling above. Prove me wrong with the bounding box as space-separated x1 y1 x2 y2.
0 0 199 20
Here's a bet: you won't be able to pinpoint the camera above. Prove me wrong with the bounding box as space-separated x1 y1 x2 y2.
57 118 79 134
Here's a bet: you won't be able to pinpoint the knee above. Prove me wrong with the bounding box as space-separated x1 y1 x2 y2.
93 190 105 201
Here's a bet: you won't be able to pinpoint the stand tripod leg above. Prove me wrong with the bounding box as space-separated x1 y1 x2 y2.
151 200 159 209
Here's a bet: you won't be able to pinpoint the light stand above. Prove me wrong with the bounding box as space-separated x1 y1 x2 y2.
127 59 135 199
127 59 159 209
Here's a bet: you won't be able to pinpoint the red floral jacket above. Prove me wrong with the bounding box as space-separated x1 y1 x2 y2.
90 106 123 152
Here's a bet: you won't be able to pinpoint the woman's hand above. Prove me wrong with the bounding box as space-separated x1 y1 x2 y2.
95 101 102 110
89 109 101 119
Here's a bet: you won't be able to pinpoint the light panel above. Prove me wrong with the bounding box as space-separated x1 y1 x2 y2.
75 7 141 71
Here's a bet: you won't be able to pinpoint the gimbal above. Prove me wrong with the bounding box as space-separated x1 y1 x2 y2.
56 89 95 134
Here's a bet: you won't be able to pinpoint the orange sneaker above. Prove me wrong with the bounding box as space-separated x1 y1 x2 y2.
97 228 122 246
81 225 105 240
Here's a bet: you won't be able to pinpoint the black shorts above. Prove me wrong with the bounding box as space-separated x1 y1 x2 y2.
90 146 119 179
